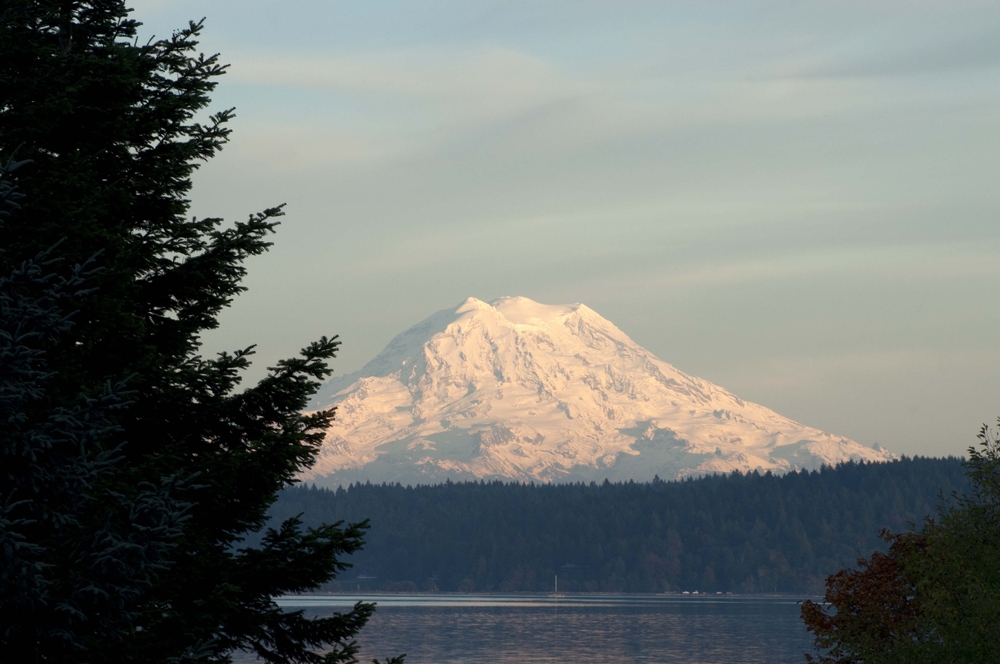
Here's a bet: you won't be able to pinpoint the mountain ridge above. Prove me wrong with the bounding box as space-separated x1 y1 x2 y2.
304 296 894 486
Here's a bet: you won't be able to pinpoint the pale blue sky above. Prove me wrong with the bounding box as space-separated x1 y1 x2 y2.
133 1 1000 457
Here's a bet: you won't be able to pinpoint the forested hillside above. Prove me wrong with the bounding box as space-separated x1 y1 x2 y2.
268 458 966 595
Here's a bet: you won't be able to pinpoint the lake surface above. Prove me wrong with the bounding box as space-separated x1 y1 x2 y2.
245 594 818 663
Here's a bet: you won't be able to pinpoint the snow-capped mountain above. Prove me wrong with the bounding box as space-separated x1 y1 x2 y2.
303 296 895 486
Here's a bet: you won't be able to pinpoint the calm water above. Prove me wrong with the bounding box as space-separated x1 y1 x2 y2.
247 594 817 664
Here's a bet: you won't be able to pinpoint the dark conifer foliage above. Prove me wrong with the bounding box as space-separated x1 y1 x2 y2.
1 3 387 662
2 155 186 659
273 458 967 595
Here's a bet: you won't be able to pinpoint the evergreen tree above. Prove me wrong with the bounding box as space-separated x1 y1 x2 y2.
0 3 395 662
2 152 187 660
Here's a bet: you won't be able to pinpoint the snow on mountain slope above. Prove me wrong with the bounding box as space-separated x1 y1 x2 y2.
303 297 895 486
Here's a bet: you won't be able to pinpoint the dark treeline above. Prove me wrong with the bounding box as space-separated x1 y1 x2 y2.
269 458 966 595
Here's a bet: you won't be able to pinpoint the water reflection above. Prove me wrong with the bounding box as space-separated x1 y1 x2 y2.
257 594 815 664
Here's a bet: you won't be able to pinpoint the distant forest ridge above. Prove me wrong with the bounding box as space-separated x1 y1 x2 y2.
270 457 967 595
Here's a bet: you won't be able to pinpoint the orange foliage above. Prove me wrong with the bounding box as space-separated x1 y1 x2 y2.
800 530 925 663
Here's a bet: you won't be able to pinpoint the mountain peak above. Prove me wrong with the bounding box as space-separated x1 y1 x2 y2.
304 297 895 486
456 296 492 313
490 296 583 326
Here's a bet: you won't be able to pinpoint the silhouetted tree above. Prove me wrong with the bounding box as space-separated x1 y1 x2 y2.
0 3 396 662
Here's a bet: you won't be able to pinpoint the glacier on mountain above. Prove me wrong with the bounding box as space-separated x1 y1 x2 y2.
303 296 895 486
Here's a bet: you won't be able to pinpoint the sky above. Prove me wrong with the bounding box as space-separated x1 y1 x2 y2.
131 1 1000 458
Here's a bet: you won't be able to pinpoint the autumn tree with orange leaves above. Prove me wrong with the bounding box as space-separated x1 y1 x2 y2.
801 425 1000 664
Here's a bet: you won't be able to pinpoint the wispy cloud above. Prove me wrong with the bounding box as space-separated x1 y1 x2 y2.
792 24 1000 79
219 42 965 178
227 47 586 126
